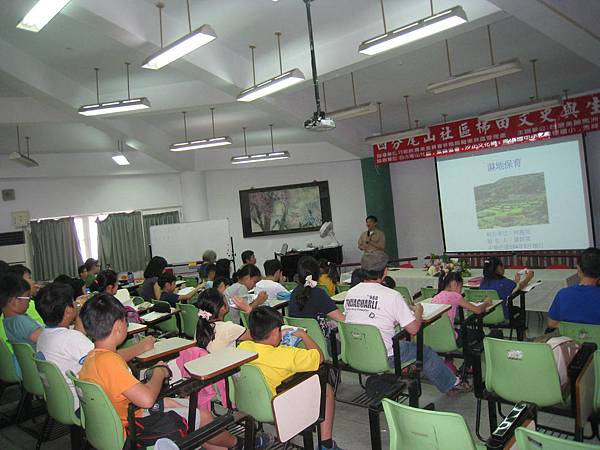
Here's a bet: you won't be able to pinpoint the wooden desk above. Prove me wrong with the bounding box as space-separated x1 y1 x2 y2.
135 337 196 363
127 322 148 336
264 299 289 311
183 348 258 431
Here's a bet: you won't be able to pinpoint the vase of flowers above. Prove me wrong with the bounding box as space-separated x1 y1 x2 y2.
425 253 471 278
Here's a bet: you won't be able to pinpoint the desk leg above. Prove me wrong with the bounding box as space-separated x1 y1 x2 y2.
188 390 197 432
368 406 382 450
301 426 314 450
244 415 256 450
517 293 526 341
416 329 424 371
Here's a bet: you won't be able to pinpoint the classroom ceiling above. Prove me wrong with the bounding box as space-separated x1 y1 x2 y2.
0 0 599 172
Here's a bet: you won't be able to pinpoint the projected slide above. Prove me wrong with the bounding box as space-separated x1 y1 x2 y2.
474 173 549 229
436 138 593 252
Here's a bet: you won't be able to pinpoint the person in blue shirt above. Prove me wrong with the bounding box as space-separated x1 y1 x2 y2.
479 256 534 319
1 273 42 349
548 247 600 328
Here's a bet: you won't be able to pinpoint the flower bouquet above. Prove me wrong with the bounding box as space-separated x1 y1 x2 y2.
424 253 471 278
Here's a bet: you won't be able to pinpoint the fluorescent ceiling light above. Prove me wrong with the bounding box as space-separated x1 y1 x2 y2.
112 154 130 166
231 151 290 164
359 6 467 56
479 98 561 123
328 102 378 121
142 25 216 70
170 136 232 152
9 152 39 167
365 128 427 145
16 0 71 32
237 69 305 102
427 58 523 94
78 97 151 116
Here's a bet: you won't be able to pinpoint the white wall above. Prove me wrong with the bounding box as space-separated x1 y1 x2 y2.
0 173 183 232
390 158 444 264
205 159 366 268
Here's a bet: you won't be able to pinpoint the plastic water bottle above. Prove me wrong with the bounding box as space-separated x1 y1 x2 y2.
127 272 134 284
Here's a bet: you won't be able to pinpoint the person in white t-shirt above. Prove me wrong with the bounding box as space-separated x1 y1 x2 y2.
344 270 471 395
35 282 156 410
255 259 288 299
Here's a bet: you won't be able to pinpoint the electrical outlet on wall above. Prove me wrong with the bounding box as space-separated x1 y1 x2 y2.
11 211 30 228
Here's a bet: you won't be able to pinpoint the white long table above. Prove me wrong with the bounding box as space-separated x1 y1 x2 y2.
342 268 578 312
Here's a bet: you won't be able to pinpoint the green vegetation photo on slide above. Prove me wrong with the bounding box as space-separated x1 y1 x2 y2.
474 172 549 229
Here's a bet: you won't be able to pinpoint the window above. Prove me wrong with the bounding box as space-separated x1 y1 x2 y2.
74 214 107 261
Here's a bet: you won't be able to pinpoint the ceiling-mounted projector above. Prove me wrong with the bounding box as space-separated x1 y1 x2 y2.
304 111 336 131
9 152 39 167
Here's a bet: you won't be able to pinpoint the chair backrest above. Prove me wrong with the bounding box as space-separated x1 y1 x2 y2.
559 322 600 347
0 338 20 383
232 364 274 424
183 276 198 288
240 311 249 328
382 398 478 450
283 282 297 291
420 287 438 300
484 338 563 407
284 316 331 361
515 426 598 449
34 358 79 426
68 371 125 450
419 313 459 354
177 303 199 339
336 284 350 293
394 286 412 304
153 300 179 333
337 322 389 374
12 343 45 397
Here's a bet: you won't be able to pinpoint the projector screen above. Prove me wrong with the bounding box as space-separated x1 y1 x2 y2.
436 137 594 252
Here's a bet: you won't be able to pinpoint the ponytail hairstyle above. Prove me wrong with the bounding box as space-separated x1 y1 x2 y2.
482 256 503 280
96 269 118 293
295 256 320 310
319 258 339 283
437 270 463 293
194 288 227 349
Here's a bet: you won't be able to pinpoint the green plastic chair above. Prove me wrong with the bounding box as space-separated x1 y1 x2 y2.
514 427 599 449
394 286 412 304
240 311 249 328
283 282 297 291
284 316 332 362
484 337 563 407
183 276 198 288
559 322 600 347
337 322 414 374
12 343 45 398
177 302 199 339
420 287 438 300
232 364 275 424
0 338 20 385
35 359 81 428
67 371 126 450
152 300 180 335
382 398 486 450
420 312 460 354
336 284 351 293
465 289 503 325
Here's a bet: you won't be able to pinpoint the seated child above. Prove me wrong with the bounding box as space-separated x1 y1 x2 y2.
255 259 287 299
79 294 243 449
1 273 40 348
238 307 344 450
158 272 201 307
212 277 230 296
9 264 44 324
78 264 88 281
318 259 336 296
204 264 217 289
36 283 155 410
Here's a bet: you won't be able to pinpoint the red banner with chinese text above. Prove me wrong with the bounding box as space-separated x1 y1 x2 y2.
373 92 600 165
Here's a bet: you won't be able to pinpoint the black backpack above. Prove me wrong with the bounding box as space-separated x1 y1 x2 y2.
128 410 188 449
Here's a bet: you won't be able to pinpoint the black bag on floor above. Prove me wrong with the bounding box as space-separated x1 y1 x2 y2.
128 410 188 449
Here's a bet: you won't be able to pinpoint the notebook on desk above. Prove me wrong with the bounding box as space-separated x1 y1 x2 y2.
421 303 450 320
178 287 196 296
141 311 168 323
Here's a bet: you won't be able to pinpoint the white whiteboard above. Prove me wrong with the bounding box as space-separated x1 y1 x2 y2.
149 219 232 264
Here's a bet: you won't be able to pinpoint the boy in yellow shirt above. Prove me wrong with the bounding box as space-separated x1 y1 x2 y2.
238 307 344 450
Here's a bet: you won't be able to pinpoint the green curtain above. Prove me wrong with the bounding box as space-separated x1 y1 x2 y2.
30 218 82 281
97 212 146 273
143 211 180 259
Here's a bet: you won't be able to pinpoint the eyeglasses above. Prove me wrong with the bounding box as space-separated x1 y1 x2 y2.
16 296 30 301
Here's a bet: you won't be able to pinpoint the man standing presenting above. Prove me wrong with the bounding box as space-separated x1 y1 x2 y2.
358 216 388 271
